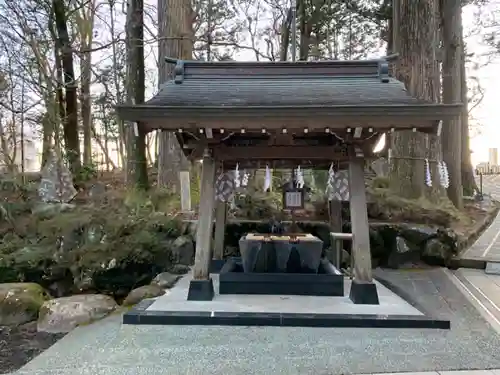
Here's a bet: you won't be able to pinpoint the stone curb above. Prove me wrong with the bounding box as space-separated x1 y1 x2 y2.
364 371 500 375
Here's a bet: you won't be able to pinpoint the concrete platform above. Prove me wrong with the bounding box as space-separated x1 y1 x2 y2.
123 273 449 329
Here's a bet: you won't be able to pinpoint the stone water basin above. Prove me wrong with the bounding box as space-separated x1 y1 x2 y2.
238 233 323 273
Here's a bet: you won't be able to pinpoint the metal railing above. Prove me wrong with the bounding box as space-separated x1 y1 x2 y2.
329 232 353 274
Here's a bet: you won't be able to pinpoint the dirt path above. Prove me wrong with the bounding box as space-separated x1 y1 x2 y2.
0 322 65 374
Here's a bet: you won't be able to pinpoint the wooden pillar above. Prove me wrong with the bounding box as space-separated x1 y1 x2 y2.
347 156 379 305
213 200 227 260
188 150 216 301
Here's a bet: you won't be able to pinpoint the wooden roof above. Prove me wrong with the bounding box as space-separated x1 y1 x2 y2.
116 57 461 134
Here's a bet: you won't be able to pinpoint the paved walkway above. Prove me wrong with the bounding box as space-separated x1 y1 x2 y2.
452 268 500 332
13 268 500 375
478 174 500 201
460 175 500 262
460 211 500 261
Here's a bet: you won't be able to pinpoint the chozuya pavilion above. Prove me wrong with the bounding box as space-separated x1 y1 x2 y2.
117 56 461 312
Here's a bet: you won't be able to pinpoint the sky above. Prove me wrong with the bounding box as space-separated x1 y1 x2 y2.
463 4 500 166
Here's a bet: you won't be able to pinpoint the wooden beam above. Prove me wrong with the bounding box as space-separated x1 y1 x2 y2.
213 145 348 161
213 200 227 260
347 157 373 283
192 152 216 280
222 160 343 170
138 117 443 134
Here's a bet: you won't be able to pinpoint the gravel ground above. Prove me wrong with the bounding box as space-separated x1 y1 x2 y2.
12 268 500 375
0 322 65 374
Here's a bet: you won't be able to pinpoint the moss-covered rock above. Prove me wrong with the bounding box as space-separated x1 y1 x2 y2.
37 294 117 333
151 272 182 289
122 284 165 306
0 283 51 326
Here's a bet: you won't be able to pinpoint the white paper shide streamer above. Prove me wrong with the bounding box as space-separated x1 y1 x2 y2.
234 163 241 188
295 166 305 189
326 163 335 193
264 165 272 191
241 170 249 187
424 159 432 187
439 161 449 189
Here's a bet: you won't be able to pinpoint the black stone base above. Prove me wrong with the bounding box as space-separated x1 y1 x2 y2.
123 299 450 329
209 259 226 274
187 278 214 301
219 257 344 296
349 280 379 305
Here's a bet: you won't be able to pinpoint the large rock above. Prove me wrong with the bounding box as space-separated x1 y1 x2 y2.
387 236 420 269
422 238 452 266
171 235 195 265
169 264 190 275
151 272 181 289
37 294 117 333
0 283 51 326
399 224 438 246
123 284 165 306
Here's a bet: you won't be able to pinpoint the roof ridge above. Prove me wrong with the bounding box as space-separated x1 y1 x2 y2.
166 57 393 85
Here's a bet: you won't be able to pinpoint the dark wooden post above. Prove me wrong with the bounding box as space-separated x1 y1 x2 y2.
188 149 216 300
213 200 227 260
328 200 343 267
347 155 379 304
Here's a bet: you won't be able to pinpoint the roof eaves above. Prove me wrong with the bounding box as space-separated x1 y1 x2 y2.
117 103 462 121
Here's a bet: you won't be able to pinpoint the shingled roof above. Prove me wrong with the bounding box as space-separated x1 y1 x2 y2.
116 57 461 133
148 76 419 107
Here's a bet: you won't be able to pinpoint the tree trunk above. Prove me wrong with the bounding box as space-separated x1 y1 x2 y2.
279 8 293 61
298 0 310 60
41 113 53 167
156 0 193 189
53 40 65 150
389 0 442 200
459 29 477 194
441 0 463 208
125 0 149 189
52 0 81 176
91 122 117 170
77 2 95 167
108 0 127 172
81 50 93 166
